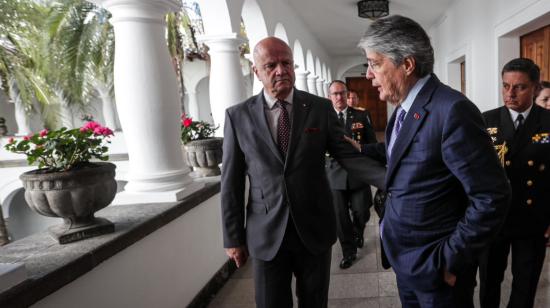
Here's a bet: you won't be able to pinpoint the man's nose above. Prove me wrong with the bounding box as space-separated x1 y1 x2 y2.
274 63 287 75
366 66 374 79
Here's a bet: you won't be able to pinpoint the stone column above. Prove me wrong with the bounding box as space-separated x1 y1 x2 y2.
295 70 310 92
198 34 246 135
95 82 118 130
186 90 200 120
324 81 330 98
316 78 325 98
92 0 197 195
13 101 32 136
307 75 318 96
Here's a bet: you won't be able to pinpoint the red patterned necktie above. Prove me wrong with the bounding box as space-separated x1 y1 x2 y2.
276 100 290 156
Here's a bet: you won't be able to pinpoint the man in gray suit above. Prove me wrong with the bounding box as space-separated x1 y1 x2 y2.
221 37 386 308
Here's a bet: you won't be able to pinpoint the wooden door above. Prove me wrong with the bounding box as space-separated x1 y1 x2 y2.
346 77 387 132
521 25 550 81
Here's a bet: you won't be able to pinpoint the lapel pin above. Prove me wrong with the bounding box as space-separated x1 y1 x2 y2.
414 112 420 120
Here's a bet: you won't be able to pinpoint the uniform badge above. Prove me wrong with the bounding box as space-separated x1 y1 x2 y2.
532 133 549 144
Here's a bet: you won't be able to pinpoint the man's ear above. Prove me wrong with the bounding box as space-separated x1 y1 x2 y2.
252 65 261 81
402 56 416 76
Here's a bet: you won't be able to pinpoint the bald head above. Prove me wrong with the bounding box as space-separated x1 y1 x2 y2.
252 37 295 99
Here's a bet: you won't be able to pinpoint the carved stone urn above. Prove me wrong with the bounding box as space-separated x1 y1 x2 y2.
183 137 223 177
19 162 117 244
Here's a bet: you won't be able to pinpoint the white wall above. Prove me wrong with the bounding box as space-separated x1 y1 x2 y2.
32 193 227 308
429 0 550 112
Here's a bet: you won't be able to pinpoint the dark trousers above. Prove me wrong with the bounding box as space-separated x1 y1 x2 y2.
396 264 477 308
479 235 547 308
331 186 372 256
252 218 331 308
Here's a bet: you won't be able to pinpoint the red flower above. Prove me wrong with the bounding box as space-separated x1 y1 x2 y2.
39 129 49 137
23 136 31 141
183 118 193 127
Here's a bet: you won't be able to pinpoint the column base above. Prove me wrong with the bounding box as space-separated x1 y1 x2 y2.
113 181 205 206
123 168 194 193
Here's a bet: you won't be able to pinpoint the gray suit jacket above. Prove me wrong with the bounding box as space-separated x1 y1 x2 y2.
221 89 386 261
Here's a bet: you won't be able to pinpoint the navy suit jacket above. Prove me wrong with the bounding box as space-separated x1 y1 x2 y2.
368 75 510 291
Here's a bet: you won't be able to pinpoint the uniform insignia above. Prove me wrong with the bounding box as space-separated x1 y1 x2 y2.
494 141 508 167
532 133 549 144
487 127 498 135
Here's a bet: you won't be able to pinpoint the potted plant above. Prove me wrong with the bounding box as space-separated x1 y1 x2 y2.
181 114 222 177
4 121 117 244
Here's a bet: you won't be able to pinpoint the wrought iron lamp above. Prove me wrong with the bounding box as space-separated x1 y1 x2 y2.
357 0 389 20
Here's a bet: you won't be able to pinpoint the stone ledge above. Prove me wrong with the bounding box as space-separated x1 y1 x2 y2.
0 181 220 308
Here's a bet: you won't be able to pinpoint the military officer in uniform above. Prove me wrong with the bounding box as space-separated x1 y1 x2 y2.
479 58 550 308
326 80 377 269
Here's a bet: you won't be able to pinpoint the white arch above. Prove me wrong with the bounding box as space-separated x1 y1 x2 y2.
273 23 289 44
293 40 306 71
306 50 315 76
241 0 269 56
315 57 322 78
197 0 244 35
335 56 366 80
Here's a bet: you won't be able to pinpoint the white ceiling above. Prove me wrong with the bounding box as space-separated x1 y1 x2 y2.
286 0 455 58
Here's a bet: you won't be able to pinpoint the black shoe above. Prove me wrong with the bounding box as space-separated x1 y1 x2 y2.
354 235 364 248
339 254 357 269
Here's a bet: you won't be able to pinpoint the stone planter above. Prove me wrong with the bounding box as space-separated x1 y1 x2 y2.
183 137 223 177
19 162 117 244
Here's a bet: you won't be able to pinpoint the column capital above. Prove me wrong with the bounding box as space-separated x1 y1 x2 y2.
295 70 310 78
91 0 180 23
197 33 246 52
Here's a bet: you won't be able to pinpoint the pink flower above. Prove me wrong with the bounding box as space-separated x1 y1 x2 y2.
81 121 101 132
92 126 114 137
23 136 30 141
101 127 114 136
39 129 48 137
183 118 193 127
8 137 14 144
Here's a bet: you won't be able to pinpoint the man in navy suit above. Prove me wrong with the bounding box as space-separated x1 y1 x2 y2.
354 15 511 307
479 58 550 308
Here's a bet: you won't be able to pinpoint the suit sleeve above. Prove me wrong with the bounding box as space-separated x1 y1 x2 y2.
220 109 247 248
440 101 511 274
325 103 387 189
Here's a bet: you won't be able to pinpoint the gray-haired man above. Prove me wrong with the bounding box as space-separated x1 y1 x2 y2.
354 15 510 308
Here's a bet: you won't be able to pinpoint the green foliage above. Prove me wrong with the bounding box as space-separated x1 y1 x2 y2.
4 121 114 172
180 114 218 144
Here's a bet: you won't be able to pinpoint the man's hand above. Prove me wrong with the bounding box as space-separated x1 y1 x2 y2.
545 225 550 247
225 246 249 268
443 268 456 287
343 135 361 152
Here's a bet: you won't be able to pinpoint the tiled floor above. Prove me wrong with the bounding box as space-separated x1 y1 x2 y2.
209 210 550 307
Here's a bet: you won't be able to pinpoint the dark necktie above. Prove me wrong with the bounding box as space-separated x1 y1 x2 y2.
516 114 524 132
277 101 290 156
338 111 345 125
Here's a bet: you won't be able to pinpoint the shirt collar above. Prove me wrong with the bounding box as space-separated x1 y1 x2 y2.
334 106 348 114
508 103 533 122
399 74 431 113
264 88 294 109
